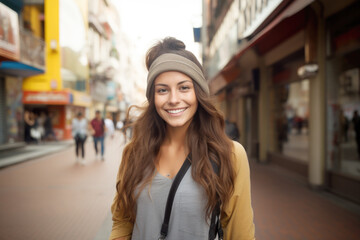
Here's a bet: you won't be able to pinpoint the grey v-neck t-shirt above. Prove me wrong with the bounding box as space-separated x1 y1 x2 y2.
131 167 211 240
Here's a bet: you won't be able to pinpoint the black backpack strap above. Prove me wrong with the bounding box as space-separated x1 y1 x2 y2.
159 155 191 240
209 160 223 240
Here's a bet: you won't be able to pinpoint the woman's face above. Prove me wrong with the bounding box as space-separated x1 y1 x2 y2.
154 71 198 129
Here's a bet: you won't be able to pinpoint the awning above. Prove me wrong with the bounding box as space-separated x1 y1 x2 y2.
0 61 44 77
0 0 23 13
208 0 314 94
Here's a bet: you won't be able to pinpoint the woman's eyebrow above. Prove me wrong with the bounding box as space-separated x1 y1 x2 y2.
177 80 192 85
155 80 192 87
154 83 168 87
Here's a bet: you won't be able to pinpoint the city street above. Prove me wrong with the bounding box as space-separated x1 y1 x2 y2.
0 133 125 240
0 134 360 240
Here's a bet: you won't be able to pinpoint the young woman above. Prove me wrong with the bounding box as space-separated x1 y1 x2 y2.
71 112 88 164
110 37 255 240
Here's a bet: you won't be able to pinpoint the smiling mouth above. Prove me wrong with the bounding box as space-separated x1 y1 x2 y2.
166 108 186 114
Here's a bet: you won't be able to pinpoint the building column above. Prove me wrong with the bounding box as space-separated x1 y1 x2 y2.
258 58 269 163
23 0 61 91
307 4 326 187
45 0 61 90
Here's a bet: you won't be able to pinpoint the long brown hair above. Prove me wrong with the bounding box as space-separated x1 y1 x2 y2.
115 37 235 223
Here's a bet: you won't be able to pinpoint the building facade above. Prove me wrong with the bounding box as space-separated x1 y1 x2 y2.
19 0 122 140
21 0 89 140
88 0 122 120
202 0 360 203
0 0 45 148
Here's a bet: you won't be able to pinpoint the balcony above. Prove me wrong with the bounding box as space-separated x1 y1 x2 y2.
19 27 45 70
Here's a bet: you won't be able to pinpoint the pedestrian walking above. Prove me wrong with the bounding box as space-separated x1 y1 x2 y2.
90 110 106 160
72 112 88 164
110 37 255 240
104 112 115 139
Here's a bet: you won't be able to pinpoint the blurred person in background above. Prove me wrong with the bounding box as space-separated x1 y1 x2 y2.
44 111 57 141
110 37 255 240
225 119 240 142
29 111 41 143
352 110 360 159
90 110 106 161
116 119 124 130
340 114 349 142
72 112 88 164
24 110 35 143
37 112 46 140
105 112 115 139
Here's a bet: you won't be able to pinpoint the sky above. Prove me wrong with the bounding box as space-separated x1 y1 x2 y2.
110 0 203 60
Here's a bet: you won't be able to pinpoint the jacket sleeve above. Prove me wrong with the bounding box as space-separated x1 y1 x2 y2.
221 141 256 240
109 197 133 240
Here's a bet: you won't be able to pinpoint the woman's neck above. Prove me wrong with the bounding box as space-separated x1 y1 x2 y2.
157 125 189 177
165 125 188 146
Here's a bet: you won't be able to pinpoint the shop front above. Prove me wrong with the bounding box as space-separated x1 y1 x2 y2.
267 49 310 176
0 1 22 146
71 90 92 119
22 90 73 140
0 76 24 145
325 1 360 203
0 2 45 147
204 0 359 204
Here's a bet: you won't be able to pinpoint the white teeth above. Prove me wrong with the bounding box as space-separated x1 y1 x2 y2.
167 108 185 114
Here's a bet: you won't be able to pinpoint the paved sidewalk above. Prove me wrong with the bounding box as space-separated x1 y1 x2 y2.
0 140 74 168
251 161 360 240
0 133 124 240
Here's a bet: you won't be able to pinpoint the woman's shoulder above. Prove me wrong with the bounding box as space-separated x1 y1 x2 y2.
231 141 246 158
230 140 249 172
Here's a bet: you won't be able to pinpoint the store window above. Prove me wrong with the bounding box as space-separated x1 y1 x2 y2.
327 50 360 178
273 80 309 162
326 1 360 178
271 49 309 162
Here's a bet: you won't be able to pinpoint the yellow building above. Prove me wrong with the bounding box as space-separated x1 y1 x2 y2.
22 0 91 140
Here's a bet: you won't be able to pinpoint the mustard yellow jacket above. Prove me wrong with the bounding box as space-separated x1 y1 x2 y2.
110 141 255 240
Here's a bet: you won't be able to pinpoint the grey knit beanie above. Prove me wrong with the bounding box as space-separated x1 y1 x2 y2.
146 53 210 99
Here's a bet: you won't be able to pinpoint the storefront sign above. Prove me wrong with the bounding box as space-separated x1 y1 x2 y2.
0 2 20 61
72 91 92 107
23 91 71 104
238 0 283 39
209 0 239 58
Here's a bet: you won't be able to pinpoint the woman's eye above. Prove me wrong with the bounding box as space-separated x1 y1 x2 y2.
156 88 167 94
180 85 190 91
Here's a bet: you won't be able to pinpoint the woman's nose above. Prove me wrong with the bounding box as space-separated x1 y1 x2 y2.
169 90 180 104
